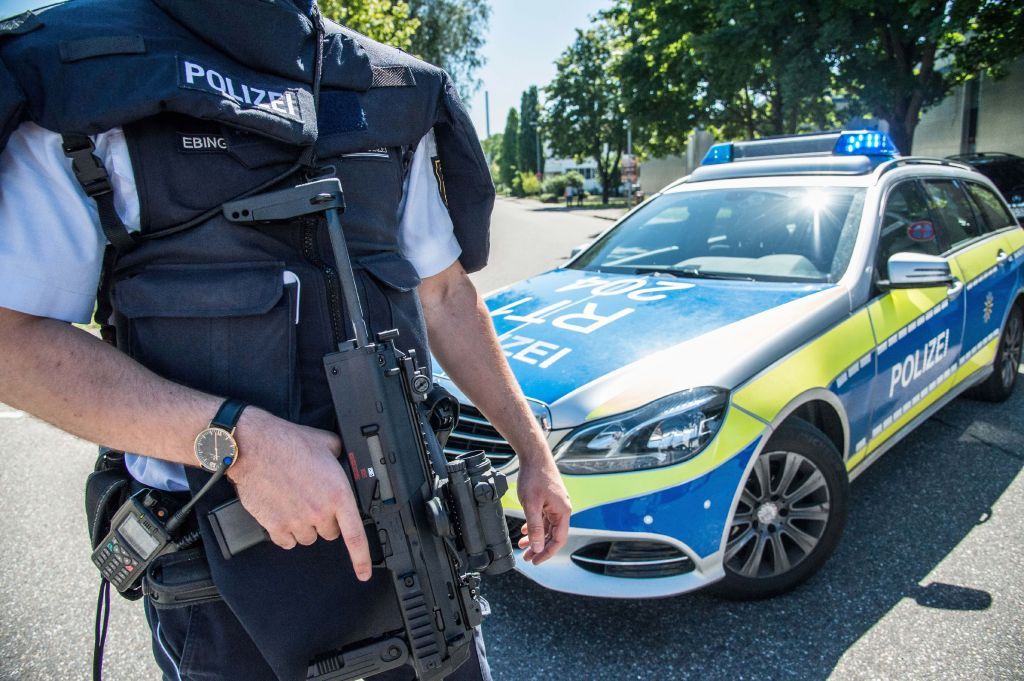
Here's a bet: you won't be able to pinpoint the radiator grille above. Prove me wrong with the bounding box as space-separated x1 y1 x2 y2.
443 404 517 469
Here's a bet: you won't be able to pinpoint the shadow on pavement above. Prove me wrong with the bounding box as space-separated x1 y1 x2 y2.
479 384 1023 681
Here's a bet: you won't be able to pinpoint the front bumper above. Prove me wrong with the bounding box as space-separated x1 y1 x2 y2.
500 418 766 598
506 517 727 599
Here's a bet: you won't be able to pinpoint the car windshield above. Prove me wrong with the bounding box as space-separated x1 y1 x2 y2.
570 186 866 283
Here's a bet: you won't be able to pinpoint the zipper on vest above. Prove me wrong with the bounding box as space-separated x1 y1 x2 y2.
302 218 344 344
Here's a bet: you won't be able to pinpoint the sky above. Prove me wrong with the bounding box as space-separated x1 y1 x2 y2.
466 0 612 140
4 0 611 141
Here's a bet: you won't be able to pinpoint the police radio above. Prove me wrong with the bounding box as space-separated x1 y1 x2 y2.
93 463 229 593
91 490 177 593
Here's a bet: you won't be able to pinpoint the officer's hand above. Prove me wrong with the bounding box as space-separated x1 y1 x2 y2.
515 458 571 565
227 408 373 581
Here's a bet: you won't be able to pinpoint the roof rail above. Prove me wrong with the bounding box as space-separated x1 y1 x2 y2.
875 156 972 176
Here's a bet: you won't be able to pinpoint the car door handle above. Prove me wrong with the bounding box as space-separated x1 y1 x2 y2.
996 249 1009 262
947 279 964 299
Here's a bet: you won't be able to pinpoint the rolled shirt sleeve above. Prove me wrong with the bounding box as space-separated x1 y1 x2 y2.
0 122 138 323
397 130 462 279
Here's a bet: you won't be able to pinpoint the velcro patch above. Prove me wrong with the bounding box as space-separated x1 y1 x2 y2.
318 90 368 136
0 11 42 35
59 36 146 62
176 132 228 153
177 55 306 123
371 66 415 88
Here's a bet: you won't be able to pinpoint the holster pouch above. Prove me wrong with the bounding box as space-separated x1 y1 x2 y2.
144 548 221 609
84 448 147 601
85 448 132 550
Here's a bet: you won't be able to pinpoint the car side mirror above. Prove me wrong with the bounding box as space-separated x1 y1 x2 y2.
879 252 954 289
569 242 591 259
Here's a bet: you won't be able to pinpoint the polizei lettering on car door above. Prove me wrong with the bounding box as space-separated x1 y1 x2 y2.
178 57 305 122
888 328 950 398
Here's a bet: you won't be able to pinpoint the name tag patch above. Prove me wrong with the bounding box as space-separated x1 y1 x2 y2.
177 56 306 123
176 133 229 153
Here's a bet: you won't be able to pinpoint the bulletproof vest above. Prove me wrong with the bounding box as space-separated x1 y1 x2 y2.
0 2 494 679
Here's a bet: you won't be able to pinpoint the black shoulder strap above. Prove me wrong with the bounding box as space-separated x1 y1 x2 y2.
61 134 137 252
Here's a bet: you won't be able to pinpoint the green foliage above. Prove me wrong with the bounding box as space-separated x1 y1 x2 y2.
320 0 418 50
518 86 541 174
407 0 491 97
500 109 520 188
323 0 491 98
609 0 1024 155
481 133 503 183
543 174 569 198
610 0 837 156
544 21 628 204
565 171 585 189
481 133 503 160
818 0 1024 153
520 172 542 196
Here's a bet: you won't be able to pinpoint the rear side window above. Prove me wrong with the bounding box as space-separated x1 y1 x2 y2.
965 182 1016 231
923 180 984 249
877 182 940 279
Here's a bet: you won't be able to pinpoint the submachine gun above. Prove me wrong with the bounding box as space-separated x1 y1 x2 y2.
218 178 515 681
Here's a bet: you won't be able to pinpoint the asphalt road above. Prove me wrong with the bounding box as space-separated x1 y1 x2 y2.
1 198 1021 680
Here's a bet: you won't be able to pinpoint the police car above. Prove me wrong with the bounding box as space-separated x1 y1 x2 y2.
437 131 1024 599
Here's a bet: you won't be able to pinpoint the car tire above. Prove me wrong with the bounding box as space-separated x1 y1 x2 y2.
712 419 849 600
967 303 1023 403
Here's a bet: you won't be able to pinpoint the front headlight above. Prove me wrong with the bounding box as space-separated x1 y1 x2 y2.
554 388 728 475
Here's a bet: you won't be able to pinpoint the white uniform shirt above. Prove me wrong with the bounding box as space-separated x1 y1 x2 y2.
0 122 461 490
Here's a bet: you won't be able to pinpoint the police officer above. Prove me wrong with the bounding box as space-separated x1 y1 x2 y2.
0 1 571 679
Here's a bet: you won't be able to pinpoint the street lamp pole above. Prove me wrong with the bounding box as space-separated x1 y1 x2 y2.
626 124 633 210
535 130 542 179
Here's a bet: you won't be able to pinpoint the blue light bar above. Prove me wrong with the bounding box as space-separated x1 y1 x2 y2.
834 131 899 157
702 143 733 165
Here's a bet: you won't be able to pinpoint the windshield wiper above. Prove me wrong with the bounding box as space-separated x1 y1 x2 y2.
633 265 757 282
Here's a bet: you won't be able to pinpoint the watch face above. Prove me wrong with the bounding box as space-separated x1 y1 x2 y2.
194 428 237 472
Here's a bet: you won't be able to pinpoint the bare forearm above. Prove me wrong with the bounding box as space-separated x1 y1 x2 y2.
420 265 549 464
0 307 220 465
421 262 571 563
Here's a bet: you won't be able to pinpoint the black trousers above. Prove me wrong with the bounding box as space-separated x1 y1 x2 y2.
143 596 492 681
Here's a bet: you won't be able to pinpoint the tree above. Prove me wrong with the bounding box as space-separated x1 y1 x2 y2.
407 0 491 97
321 0 491 98
819 0 1024 153
611 0 837 156
517 86 541 175
481 133 503 162
610 0 1024 155
499 109 519 188
481 132 503 184
320 0 419 51
545 23 628 204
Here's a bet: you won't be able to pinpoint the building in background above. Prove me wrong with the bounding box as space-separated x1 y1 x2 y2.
543 157 601 193
638 130 714 197
913 58 1024 158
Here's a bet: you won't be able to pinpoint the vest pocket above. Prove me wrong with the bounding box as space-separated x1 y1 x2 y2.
114 262 298 420
354 253 427 362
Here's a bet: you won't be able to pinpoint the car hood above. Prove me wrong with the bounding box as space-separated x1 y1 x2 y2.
438 268 851 429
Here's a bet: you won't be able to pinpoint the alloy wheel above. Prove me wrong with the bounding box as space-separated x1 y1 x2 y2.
725 450 831 579
999 310 1023 390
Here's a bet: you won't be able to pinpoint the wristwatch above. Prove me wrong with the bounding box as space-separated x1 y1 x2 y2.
194 398 248 472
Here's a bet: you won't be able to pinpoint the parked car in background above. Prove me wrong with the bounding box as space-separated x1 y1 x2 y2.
439 131 1024 600
948 152 1024 220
